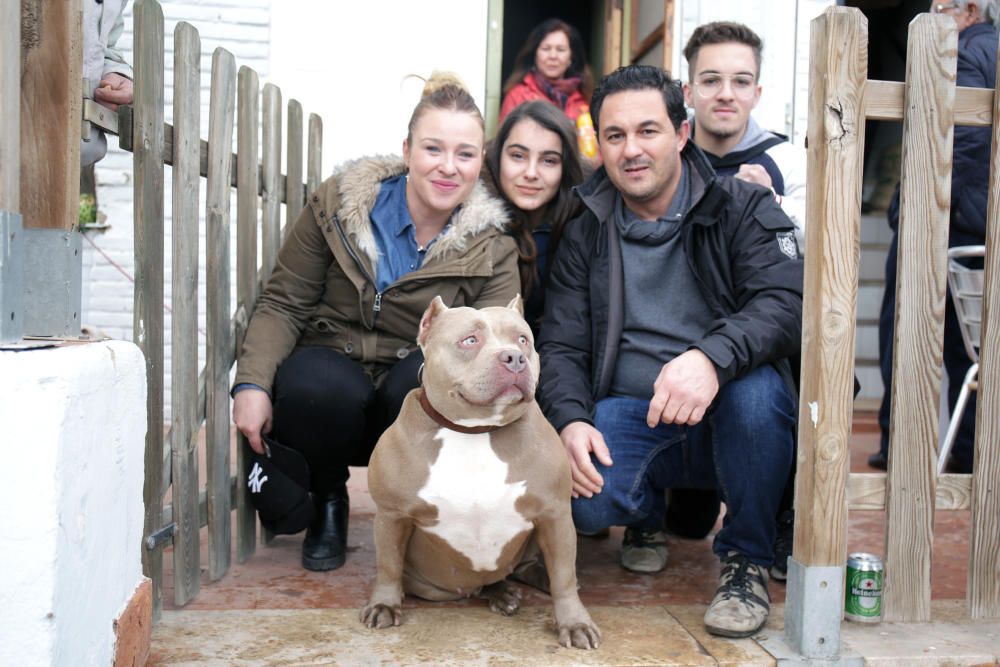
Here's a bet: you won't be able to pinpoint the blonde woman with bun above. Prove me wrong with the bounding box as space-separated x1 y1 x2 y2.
232 72 519 572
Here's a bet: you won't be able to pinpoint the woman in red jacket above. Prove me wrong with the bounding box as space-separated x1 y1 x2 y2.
500 19 593 123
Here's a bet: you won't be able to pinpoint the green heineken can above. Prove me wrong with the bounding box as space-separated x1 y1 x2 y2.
845 552 884 622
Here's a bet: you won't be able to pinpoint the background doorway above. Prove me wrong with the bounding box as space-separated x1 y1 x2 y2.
501 0 603 86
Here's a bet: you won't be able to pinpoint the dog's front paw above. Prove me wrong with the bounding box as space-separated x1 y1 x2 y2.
557 619 602 650
479 580 523 616
360 601 403 629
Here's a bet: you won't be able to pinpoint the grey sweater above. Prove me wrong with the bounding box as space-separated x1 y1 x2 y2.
609 164 713 400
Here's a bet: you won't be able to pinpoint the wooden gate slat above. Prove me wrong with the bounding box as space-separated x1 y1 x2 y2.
865 80 993 125
235 65 260 562
883 13 956 623
169 21 201 607
133 0 166 622
205 46 237 582
286 99 304 235
968 33 1000 618
307 113 323 195
261 84 282 288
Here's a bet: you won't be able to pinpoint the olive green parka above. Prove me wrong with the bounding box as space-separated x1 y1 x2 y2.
235 155 519 393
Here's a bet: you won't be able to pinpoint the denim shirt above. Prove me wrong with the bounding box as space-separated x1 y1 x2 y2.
370 175 448 292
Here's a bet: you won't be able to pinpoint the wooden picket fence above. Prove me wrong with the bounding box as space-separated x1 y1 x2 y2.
794 6 999 641
124 0 324 619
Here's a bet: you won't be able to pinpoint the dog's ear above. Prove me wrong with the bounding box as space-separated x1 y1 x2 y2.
506 294 524 316
418 296 448 347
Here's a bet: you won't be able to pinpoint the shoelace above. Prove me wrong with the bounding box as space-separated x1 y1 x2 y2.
718 556 768 607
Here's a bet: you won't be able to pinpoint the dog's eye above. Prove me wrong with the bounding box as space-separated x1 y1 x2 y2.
518 335 528 346
460 335 478 346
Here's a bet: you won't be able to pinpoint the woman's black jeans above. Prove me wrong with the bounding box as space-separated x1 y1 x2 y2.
270 346 423 495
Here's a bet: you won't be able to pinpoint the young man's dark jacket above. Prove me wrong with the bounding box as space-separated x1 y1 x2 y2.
537 142 804 432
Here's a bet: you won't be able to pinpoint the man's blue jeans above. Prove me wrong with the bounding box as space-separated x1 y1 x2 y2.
571 365 796 566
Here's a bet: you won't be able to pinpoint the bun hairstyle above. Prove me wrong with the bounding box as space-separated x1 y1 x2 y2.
406 71 485 142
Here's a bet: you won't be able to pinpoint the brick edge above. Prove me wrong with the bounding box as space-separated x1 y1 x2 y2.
113 577 152 667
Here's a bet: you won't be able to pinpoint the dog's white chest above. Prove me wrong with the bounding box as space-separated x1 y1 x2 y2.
417 429 532 571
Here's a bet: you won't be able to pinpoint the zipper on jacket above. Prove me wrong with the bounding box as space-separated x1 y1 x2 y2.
331 214 383 322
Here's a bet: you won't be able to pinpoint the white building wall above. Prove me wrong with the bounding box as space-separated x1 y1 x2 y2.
0 341 147 666
269 1 490 174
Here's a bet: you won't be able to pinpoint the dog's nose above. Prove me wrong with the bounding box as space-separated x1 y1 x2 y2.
498 349 527 373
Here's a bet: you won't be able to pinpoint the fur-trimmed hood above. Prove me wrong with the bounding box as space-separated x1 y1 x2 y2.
313 154 510 271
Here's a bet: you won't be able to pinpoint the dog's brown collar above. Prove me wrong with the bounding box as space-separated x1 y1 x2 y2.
418 389 501 434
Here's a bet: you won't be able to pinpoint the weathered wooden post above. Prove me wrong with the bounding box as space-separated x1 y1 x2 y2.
968 23 1000 620
235 64 261 563
764 7 867 662
883 13 957 623
170 21 201 608
205 46 237 583
19 0 83 336
133 0 165 621
0 0 22 343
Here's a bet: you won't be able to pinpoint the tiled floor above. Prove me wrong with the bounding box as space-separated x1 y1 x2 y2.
149 412 986 665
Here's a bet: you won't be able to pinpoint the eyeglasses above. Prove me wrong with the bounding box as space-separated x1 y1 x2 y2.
692 74 757 100
931 2 960 13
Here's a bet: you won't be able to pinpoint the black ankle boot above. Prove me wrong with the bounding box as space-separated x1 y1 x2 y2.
302 484 349 571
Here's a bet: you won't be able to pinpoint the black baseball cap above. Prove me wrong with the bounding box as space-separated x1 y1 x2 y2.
245 434 315 535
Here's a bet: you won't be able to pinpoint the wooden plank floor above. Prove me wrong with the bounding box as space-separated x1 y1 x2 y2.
149 416 996 665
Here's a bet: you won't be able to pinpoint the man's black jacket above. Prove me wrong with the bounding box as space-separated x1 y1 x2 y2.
537 142 804 432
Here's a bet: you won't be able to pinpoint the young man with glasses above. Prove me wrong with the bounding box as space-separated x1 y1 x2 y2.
682 22 805 249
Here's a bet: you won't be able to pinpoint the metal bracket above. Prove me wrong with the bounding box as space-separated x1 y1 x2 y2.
0 210 24 344
22 228 82 337
761 558 861 664
82 98 120 136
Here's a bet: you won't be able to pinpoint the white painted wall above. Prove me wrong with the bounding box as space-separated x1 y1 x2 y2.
268 1 489 174
0 341 147 666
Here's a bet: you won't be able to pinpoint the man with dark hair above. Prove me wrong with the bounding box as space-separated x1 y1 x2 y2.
682 21 806 248
538 64 802 637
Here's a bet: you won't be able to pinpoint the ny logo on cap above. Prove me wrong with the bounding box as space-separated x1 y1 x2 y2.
249 462 269 494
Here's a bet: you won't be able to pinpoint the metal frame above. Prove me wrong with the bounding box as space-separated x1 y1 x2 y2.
0 210 23 343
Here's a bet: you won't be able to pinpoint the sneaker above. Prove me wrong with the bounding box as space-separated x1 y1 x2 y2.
704 551 770 638
620 527 669 573
867 450 887 470
769 510 794 582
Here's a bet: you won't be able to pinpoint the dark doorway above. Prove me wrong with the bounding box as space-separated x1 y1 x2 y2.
501 0 602 89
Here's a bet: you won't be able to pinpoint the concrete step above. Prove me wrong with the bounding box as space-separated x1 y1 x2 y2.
148 602 1000 666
